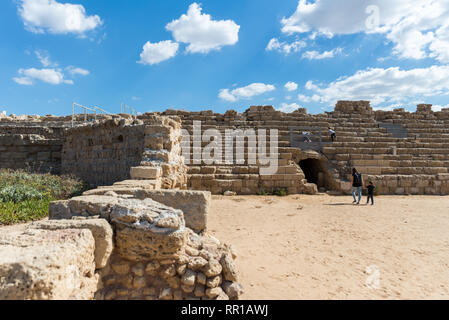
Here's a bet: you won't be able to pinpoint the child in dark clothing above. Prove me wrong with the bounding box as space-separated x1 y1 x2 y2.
366 181 375 205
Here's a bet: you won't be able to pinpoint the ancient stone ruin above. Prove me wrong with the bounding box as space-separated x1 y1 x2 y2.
0 115 242 300
2 101 448 196
1 100 449 299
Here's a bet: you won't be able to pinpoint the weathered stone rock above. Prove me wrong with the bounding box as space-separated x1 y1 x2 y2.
220 252 239 282
161 264 176 279
203 258 222 278
111 198 186 261
145 261 160 275
206 275 222 288
132 263 145 277
222 281 244 299
0 228 97 300
176 264 187 276
197 272 207 286
188 257 208 270
134 190 211 233
205 287 224 299
194 284 205 297
159 288 173 300
133 277 147 289
30 219 113 269
181 269 196 286
111 261 130 275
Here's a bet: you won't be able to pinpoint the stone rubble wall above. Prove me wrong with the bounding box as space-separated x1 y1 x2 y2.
0 191 242 300
152 101 449 195
2 101 449 195
61 115 187 189
61 119 146 186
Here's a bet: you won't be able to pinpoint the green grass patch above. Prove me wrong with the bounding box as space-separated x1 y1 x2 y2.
0 198 53 225
0 169 87 226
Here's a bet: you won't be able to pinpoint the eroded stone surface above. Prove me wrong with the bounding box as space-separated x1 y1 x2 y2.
0 228 97 300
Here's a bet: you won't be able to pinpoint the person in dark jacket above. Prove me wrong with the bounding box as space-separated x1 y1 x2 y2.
351 168 363 205
366 181 375 205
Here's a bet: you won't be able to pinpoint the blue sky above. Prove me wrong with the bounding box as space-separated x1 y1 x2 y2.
1 0 449 116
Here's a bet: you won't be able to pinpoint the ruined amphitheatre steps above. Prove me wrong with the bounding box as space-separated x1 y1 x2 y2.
1 101 449 195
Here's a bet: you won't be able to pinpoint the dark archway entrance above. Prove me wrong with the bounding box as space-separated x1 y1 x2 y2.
299 158 328 190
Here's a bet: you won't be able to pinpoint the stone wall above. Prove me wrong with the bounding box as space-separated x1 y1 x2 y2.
0 125 64 174
0 191 243 300
61 119 145 186
2 101 449 195
61 115 187 189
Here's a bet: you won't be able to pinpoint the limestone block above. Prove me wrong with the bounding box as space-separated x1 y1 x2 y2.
49 196 119 221
30 219 114 269
130 166 161 180
303 183 318 195
110 198 187 261
0 228 97 300
134 189 211 233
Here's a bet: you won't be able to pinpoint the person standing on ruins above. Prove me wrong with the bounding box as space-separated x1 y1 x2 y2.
329 127 336 142
351 168 363 205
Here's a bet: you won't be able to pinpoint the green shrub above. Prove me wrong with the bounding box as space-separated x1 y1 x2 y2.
0 199 52 225
257 189 269 196
0 185 46 203
272 188 289 197
0 169 88 225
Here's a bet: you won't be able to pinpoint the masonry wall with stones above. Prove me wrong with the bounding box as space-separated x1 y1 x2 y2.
61 119 146 186
152 101 449 196
0 190 242 300
0 125 64 174
1 100 449 195
61 115 187 189
0 114 242 300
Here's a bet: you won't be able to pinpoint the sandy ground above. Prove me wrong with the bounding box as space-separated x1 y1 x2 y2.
209 194 449 300
2 195 448 300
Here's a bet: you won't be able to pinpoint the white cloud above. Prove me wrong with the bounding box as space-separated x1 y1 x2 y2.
13 77 34 85
66 66 90 76
281 0 449 62
13 68 73 85
166 3 240 54
218 89 237 102
298 93 320 103
302 65 449 106
302 48 342 60
277 103 302 113
219 83 276 102
285 81 298 91
18 0 102 35
372 104 402 111
432 104 449 112
138 40 179 65
266 38 306 54
35 50 56 67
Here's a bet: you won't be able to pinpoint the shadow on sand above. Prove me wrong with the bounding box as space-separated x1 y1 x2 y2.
324 203 371 206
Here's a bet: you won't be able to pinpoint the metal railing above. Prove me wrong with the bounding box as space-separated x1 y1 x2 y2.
121 103 137 119
71 102 113 127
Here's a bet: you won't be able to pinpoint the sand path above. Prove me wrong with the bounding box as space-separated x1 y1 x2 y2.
209 195 449 300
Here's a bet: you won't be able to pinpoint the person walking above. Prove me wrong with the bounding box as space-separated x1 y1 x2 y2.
329 127 336 142
366 181 375 205
351 168 363 205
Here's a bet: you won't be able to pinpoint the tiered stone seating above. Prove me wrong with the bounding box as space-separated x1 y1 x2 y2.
157 101 449 195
